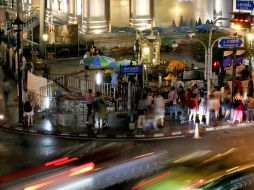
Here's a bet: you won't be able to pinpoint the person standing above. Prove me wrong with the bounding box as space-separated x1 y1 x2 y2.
85 89 93 124
137 95 148 129
3 78 11 106
188 94 199 124
23 95 35 127
230 91 245 124
245 94 254 122
153 91 165 128
147 92 154 114
93 91 107 128
198 92 206 125
248 76 253 97
168 86 178 119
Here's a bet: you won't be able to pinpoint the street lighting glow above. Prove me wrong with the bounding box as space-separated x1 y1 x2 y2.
0 114 4 120
42 33 49 42
45 97 50 109
174 6 181 15
96 72 102 85
247 33 254 41
231 23 241 31
143 47 149 55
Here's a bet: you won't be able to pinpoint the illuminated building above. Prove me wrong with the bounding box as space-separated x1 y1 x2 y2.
3 0 234 34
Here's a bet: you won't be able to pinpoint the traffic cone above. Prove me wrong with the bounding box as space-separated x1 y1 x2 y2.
194 123 201 139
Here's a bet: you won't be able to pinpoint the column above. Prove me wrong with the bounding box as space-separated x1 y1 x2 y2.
68 0 77 24
46 0 55 44
129 0 154 31
81 0 110 34
39 0 46 57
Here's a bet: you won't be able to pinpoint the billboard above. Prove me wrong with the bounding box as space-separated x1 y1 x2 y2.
223 50 245 67
223 51 233 67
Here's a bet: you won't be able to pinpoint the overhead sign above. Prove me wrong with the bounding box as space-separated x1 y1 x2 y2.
236 0 254 10
120 65 143 74
218 37 244 48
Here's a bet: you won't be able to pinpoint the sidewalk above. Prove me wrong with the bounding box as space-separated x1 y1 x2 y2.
1 58 254 140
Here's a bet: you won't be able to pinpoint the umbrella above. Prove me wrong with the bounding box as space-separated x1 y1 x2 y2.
108 60 137 71
80 55 115 67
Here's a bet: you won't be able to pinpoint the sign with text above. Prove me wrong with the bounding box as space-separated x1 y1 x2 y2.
218 37 244 48
120 65 143 74
236 0 254 10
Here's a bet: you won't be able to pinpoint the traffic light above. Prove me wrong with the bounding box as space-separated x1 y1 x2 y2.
231 12 252 29
213 61 220 68
212 61 220 73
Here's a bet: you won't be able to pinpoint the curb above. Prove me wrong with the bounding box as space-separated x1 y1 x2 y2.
0 121 253 140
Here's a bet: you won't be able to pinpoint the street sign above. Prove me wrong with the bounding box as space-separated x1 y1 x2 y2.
236 0 254 10
120 65 143 74
218 37 244 48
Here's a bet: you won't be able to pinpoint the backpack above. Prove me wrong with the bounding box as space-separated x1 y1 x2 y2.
24 101 32 112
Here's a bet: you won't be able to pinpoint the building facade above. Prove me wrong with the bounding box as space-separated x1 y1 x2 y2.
3 0 234 34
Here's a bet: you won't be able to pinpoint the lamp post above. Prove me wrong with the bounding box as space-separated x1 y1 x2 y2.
13 16 24 124
247 33 253 74
42 33 49 78
42 33 48 61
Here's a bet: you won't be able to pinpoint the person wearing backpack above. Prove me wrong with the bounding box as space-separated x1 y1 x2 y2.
23 95 35 127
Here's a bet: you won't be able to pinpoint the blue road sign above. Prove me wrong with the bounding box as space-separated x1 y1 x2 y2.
120 65 143 74
236 0 254 10
218 37 244 48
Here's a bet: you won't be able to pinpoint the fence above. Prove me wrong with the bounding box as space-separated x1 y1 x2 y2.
48 74 137 98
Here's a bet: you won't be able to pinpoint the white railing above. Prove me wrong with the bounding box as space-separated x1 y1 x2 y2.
47 74 137 98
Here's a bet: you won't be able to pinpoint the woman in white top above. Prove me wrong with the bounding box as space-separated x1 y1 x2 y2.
198 92 206 124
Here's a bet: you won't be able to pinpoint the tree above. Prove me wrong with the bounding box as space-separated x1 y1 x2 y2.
172 19 176 28
189 18 195 28
191 32 228 63
198 17 202 25
179 16 184 28
205 19 210 24
0 0 6 5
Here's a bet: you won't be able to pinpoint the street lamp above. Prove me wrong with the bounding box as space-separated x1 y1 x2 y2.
42 33 48 61
247 33 253 73
13 16 24 124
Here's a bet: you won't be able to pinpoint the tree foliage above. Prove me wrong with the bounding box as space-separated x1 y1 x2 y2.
191 32 227 63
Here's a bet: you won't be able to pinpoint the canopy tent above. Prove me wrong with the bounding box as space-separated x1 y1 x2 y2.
80 55 115 67
108 60 137 72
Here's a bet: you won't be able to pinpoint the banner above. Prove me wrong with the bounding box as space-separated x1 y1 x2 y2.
223 51 233 67
236 50 245 66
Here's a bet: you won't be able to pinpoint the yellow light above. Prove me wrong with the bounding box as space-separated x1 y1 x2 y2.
120 0 128 6
232 23 241 31
42 33 48 42
174 6 181 15
143 47 149 55
247 33 254 41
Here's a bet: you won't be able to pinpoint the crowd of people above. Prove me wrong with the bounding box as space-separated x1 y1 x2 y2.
135 73 254 130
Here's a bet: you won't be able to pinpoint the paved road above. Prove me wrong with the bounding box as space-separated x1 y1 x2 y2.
0 130 88 177
1 126 254 189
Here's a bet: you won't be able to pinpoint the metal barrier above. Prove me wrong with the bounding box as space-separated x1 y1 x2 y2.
48 74 137 98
